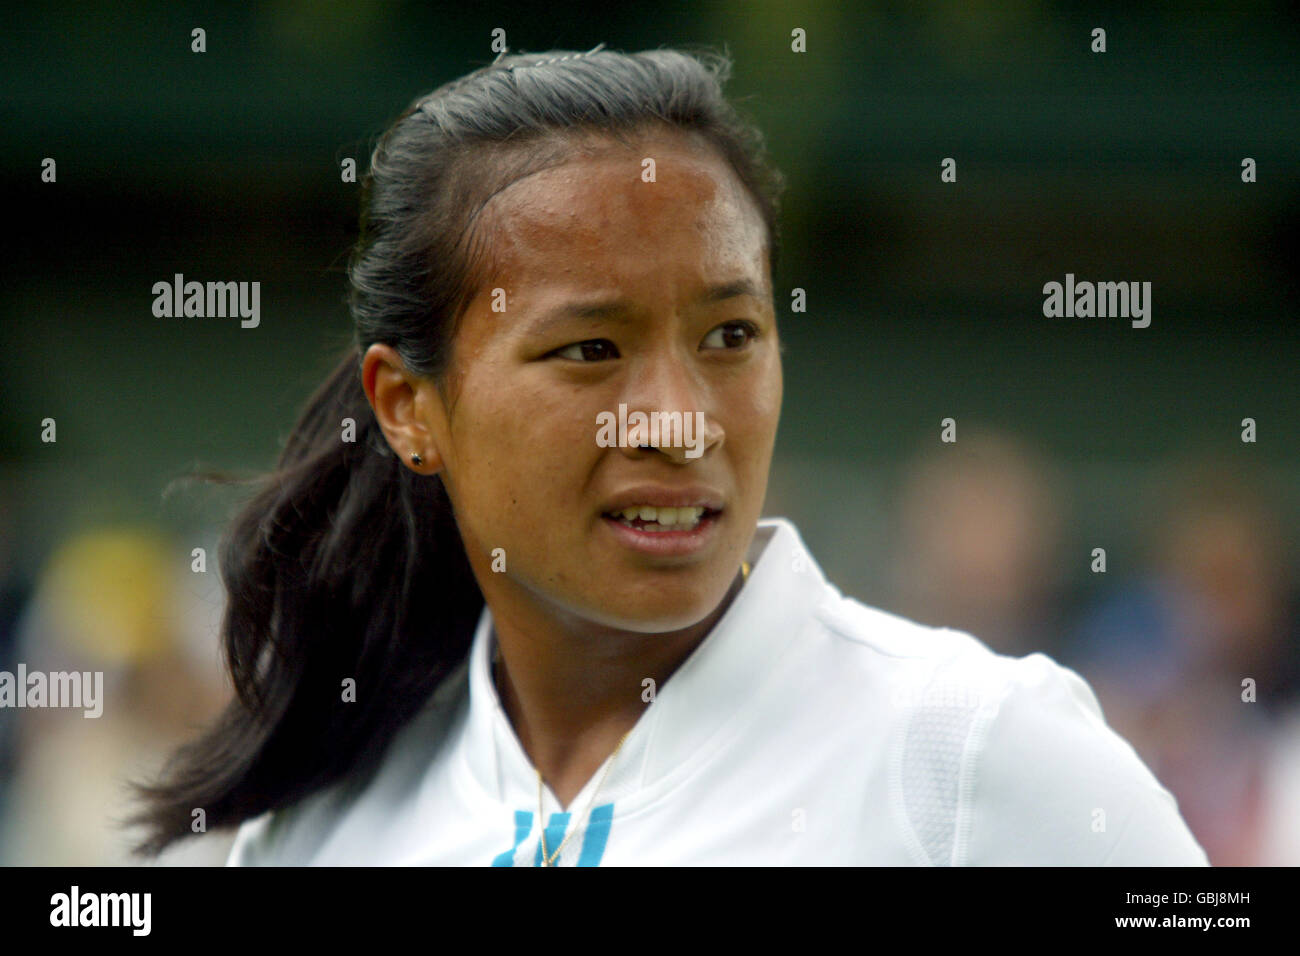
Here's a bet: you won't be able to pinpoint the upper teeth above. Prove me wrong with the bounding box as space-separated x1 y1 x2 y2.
615 505 705 526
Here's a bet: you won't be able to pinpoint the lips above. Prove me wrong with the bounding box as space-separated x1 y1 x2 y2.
601 485 724 514
599 485 725 555
600 509 721 556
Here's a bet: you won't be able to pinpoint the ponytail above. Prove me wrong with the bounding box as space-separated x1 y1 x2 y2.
128 345 481 856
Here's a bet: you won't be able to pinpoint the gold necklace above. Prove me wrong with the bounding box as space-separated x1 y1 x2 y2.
537 727 634 866
504 559 750 866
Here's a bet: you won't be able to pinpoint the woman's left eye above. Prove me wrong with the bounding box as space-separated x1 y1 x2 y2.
701 321 759 350
551 339 620 361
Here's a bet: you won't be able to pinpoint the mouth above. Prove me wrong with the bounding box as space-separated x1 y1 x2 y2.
599 504 724 557
601 504 721 533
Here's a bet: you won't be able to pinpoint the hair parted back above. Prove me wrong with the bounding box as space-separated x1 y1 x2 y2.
128 43 786 856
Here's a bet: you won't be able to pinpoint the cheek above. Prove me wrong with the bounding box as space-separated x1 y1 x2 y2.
450 374 599 508
758 361 783 428
723 360 781 501
731 355 783 443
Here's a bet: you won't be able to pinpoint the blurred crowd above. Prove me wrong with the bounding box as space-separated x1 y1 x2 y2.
0 431 1296 865
0 506 234 865
885 431 1300 866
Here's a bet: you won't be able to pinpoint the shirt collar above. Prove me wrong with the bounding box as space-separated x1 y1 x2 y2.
460 517 828 811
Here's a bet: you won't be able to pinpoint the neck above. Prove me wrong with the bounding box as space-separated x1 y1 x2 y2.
490 569 745 810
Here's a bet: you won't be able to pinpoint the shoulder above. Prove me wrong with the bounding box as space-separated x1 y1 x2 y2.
225 662 470 866
809 592 1208 865
957 647 1208 865
811 589 1018 698
224 771 372 866
225 807 289 867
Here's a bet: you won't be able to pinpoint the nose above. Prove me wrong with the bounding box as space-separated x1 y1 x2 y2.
615 348 723 465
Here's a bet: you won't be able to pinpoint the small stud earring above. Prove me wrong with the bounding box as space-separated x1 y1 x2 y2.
410 453 423 466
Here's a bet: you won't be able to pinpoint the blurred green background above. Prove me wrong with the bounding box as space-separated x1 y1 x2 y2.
2 1 1296 596
0 0 1297 864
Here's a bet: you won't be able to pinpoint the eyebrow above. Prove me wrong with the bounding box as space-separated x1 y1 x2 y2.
529 278 766 332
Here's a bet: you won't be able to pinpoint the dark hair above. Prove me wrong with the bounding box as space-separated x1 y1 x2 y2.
128 44 786 856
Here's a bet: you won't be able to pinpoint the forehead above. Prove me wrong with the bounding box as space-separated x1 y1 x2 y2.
474 131 767 286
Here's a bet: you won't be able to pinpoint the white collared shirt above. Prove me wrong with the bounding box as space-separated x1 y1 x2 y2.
226 517 1208 866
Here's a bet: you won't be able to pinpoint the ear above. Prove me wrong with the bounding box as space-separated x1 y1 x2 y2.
361 343 448 474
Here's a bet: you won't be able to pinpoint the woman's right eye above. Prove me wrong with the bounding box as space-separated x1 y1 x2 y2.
551 339 620 362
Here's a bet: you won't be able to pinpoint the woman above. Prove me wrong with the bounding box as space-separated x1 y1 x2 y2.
131 45 1208 866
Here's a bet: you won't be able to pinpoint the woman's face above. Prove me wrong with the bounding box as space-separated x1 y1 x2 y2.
405 130 780 633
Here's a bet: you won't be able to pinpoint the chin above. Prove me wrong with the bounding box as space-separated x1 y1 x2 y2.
576 578 732 634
